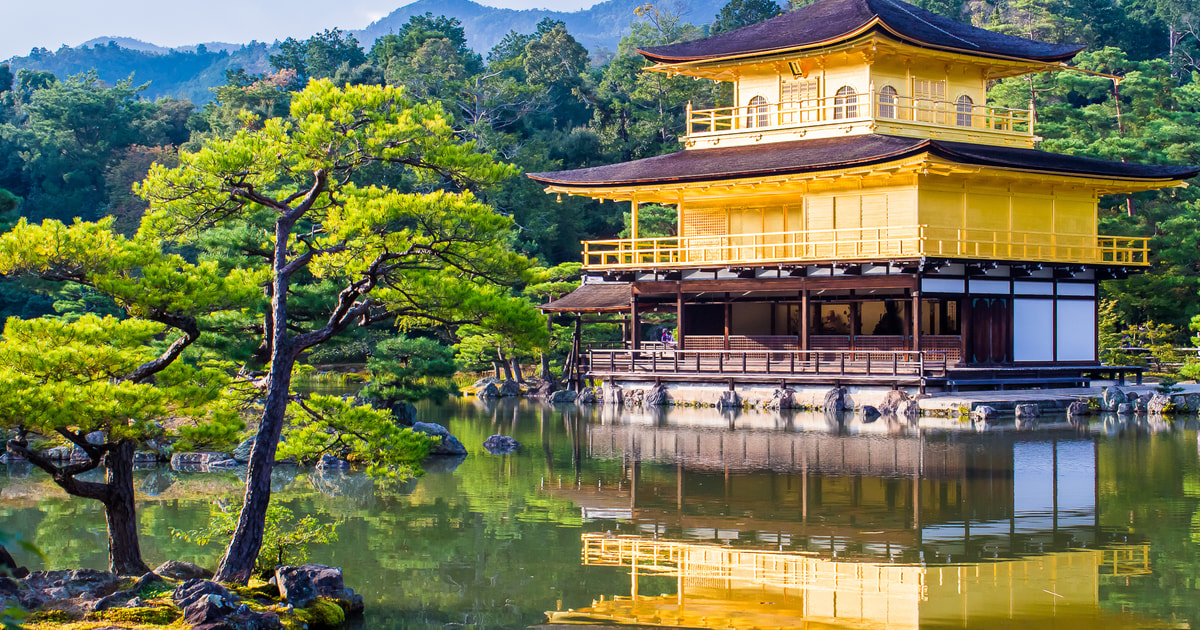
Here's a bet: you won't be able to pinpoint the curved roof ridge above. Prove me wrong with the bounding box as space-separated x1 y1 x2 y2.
638 0 1083 64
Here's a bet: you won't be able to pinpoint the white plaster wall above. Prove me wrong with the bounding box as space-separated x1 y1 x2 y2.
1013 299 1054 362
1056 299 1096 361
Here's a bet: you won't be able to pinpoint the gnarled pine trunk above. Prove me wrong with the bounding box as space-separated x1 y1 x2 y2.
214 217 297 585
103 440 150 575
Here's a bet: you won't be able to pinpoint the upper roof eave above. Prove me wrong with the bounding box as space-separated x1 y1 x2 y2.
636 0 1083 66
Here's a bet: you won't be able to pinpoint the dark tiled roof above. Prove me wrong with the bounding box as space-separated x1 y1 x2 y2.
527 135 1199 187
540 283 632 313
639 0 1083 64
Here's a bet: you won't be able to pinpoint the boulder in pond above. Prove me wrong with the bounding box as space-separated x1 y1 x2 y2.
529 380 556 398
601 383 623 406
860 406 881 422
170 451 231 472
153 560 212 581
644 383 669 406
274 564 363 615
315 454 351 471
1148 393 1172 415
971 406 998 422
764 388 796 410
896 399 921 421
1014 403 1040 419
878 390 908 416
1171 393 1190 411
1067 400 1090 418
498 380 521 397
822 387 846 413
1102 386 1126 411
1117 402 1135 416
548 389 577 404
1187 393 1200 412
472 376 500 390
1135 394 1149 414
476 382 500 398
575 387 598 404
483 434 520 454
389 401 418 425
412 422 467 455
716 390 740 409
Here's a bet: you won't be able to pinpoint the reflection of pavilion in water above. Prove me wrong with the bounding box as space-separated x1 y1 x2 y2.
544 534 1160 629
555 410 1104 561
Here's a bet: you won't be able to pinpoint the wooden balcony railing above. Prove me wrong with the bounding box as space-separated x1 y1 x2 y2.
685 91 1032 140
581 226 1149 269
585 348 948 381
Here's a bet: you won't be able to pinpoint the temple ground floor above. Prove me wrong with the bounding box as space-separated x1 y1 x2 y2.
542 259 1140 392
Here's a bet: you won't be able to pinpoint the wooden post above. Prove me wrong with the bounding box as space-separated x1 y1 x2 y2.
572 315 583 389
724 298 732 351
676 287 686 350
801 289 809 351
912 291 922 354
849 301 860 350
959 297 970 366
631 196 640 241
631 296 640 351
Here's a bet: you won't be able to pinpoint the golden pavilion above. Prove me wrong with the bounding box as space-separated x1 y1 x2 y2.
531 0 1199 391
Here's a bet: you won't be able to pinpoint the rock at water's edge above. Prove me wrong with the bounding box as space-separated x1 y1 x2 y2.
483 434 521 454
412 422 468 456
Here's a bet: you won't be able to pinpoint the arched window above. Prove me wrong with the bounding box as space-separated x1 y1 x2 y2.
746 95 770 128
877 86 898 119
956 95 974 127
833 86 858 120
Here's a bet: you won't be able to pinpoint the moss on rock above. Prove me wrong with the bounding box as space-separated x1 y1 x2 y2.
91 605 180 625
296 597 346 627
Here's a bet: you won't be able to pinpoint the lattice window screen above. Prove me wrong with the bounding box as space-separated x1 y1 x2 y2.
682 208 728 263
682 208 727 236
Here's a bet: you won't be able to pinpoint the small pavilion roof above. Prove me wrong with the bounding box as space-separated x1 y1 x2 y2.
539 283 632 313
638 0 1083 64
527 135 1200 188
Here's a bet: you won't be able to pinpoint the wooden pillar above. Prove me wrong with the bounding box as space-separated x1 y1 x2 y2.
630 296 640 350
631 195 640 241
960 297 970 365
676 288 686 350
572 315 583 389
911 291 922 353
849 301 860 350
724 298 732 351
801 289 810 351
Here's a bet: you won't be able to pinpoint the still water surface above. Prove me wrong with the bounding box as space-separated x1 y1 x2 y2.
2 399 1199 629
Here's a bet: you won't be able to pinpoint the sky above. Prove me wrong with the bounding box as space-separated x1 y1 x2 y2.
2 0 600 61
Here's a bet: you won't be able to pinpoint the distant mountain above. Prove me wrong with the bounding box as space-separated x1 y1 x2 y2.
6 43 274 104
80 37 170 54
356 0 728 54
3 0 734 105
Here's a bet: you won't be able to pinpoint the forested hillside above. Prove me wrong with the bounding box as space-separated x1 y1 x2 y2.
0 0 1198 357
357 0 728 55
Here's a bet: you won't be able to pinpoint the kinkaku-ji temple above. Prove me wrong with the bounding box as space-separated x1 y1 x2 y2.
531 0 1199 394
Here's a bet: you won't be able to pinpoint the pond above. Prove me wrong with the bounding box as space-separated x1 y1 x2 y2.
2 399 1199 629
